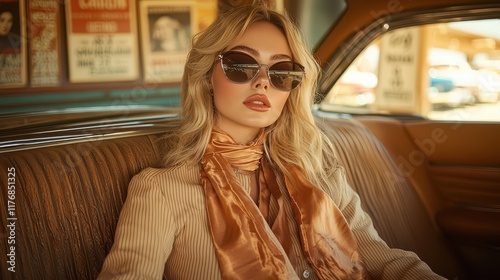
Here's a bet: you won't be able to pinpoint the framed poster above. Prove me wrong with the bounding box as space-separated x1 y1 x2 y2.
28 0 61 87
140 1 196 83
65 0 139 83
0 0 26 88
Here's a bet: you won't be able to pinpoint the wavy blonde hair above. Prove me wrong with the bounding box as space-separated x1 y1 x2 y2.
161 3 339 185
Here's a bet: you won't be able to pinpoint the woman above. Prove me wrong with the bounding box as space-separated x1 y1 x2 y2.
99 3 445 279
0 9 16 51
151 15 189 53
0 10 13 36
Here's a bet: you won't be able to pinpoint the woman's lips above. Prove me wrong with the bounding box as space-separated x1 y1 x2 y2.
243 94 271 112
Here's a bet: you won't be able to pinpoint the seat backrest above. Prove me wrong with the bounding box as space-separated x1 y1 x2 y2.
354 115 453 220
0 134 161 280
318 117 464 279
0 117 463 279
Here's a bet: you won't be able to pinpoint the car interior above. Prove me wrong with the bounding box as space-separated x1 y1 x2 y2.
1 0 499 279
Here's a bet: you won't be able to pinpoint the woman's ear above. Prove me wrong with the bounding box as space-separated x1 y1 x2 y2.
208 77 214 96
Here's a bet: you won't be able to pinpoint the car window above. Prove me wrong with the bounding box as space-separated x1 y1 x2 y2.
320 19 500 122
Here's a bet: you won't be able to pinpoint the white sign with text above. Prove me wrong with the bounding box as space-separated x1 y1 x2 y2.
376 27 421 113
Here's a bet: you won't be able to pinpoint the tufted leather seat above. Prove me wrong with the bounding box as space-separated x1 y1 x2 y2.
0 115 464 279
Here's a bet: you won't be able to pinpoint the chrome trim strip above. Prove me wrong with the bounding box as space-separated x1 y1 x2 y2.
0 107 179 154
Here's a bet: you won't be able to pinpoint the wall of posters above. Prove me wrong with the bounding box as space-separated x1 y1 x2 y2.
0 0 26 88
28 0 61 86
65 0 139 83
140 1 196 83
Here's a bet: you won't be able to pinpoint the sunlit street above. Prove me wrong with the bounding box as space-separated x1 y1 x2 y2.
428 101 500 122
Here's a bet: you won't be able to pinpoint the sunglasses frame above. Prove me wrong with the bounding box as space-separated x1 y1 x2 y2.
217 51 305 92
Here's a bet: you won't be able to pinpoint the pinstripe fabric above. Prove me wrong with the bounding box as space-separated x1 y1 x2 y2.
98 164 445 280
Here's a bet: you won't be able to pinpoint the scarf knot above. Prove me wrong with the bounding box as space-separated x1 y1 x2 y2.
204 126 264 171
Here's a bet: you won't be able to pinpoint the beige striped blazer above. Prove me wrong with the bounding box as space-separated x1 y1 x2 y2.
98 164 445 280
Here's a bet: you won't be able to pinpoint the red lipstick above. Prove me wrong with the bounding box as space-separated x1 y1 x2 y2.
243 94 271 112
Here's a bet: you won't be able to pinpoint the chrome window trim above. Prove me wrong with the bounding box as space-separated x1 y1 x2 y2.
0 106 179 154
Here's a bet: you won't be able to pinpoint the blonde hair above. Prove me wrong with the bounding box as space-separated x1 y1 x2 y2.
161 3 339 185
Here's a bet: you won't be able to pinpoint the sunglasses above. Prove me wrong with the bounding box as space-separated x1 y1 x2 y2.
217 51 305 91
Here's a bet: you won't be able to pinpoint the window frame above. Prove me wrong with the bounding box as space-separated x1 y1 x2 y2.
316 4 500 112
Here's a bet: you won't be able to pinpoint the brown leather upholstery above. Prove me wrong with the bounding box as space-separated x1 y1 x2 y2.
354 116 452 220
0 134 161 279
0 118 464 279
352 116 500 279
318 117 464 279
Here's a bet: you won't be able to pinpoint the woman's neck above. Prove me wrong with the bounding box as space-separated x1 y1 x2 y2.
215 126 261 144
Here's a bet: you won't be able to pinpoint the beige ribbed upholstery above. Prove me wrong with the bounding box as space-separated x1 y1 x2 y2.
0 118 464 279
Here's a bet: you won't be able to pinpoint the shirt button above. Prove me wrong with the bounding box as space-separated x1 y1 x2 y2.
302 269 310 279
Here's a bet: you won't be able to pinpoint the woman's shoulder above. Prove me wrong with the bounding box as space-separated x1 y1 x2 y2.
317 166 350 204
132 163 201 186
125 164 206 218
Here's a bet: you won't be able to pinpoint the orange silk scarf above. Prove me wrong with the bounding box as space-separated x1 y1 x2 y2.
200 127 368 279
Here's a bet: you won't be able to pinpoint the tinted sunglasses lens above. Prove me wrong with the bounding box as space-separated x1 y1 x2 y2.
221 52 259 83
269 62 304 91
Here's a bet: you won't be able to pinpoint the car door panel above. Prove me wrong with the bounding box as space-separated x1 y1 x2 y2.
358 117 500 278
427 164 500 207
404 122 500 166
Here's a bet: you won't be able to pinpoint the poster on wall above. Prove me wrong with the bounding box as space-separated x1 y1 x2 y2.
65 0 139 83
0 0 26 88
28 0 61 87
140 1 196 83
